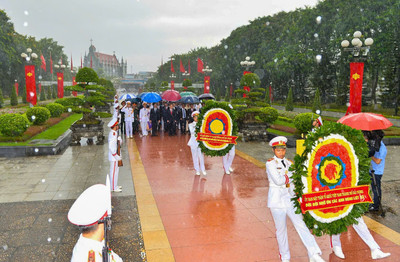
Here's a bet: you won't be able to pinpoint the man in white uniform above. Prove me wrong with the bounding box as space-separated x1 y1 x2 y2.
121 101 134 138
222 145 235 175
187 111 206 176
139 102 149 136
68 184 123 262
266 136 324 262
108 118 122 192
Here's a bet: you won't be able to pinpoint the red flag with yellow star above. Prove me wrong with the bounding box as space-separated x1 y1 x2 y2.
346 62 364 114
204 76 210 93
57 72 64 98
25 65 37 105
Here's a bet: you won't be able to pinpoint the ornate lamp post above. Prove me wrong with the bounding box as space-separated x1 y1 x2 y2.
21 48 38 106
341 31 373 114
54 60 66 98
240 56 255 96
202 65 212 93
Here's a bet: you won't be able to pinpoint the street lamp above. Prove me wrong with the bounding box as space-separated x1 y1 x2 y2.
202 65 212 75
182 71 190 77
341 31 374 114
341 31 374 59
240 56 255 71
21 48 38 106
54 60 66 98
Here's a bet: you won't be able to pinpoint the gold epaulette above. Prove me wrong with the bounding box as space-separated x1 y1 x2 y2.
267 158 274 162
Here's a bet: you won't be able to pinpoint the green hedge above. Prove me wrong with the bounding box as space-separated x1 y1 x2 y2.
45 103 65 117
26 107 51 125
55 97 84 107
0 114 30 136
93 112 112 118
293 112 319 134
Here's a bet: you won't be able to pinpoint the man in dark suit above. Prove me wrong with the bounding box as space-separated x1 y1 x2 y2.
150 103 161 136
187 104 195 123
165 103 176 136
162 103 169 133
180 103 187 134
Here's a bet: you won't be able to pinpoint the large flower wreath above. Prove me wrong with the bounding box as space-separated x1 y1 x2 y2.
291 122 371 236
196 101 238 157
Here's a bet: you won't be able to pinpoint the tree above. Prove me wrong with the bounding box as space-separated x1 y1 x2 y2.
312 88 322 113
265 87 271 106
240 73 261 90
10 85 18 106
224 87 230 102
216 89 221 101
47 86 52 100
285 87 294 111
52 86 57 99
182 79 192 88
22 86 27 104
40 86 46 101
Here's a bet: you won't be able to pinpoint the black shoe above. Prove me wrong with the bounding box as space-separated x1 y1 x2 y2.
369 205 379 212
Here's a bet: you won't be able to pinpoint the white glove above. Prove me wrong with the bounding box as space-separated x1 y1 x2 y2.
118 136 122 143
115 155 122 161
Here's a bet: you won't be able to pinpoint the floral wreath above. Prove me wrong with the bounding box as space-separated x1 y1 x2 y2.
291 122 371 236
196 101 238 157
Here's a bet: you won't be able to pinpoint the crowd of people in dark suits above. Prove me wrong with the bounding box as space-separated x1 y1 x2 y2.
117 101 203 138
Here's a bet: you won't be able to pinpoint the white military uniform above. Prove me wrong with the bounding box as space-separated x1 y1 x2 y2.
266 137 322 261
108 118 122 191
187 111 205 175
222 145 235 174
139 106 149 136
71 234 123 262
121 103 134 138
69 184 123 262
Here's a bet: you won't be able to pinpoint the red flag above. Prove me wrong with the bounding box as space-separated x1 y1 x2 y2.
71 55 73 71
180 59 185 73
15 82 19 96
72 76 77 97
204 76 210 93
170 59 175 73
269 85 273 102
57 72 64 98
197 58 204 73
50 53 53 74
171 80 175 90
25 65 37 105
90 56 93 68
188 59 191 74
40 54 46 71
346 62 364 114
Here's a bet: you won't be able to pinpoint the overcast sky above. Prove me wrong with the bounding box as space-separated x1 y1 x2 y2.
2 0 319 73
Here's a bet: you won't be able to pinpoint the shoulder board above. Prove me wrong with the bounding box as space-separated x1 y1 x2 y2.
267 158 274 162
88 250 95 261
288 159 293 164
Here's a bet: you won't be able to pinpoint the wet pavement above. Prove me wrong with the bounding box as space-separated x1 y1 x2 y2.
0 123 399 261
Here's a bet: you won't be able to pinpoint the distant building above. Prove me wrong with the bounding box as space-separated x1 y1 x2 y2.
83 43 127 78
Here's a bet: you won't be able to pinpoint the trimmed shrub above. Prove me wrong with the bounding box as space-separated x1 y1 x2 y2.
312 88 322 113
70 106 92 114
46 103 65 117
0 88 4 108
0 114 30 136
294 112 319 134
254 101 270 107
55 97 84 107
259 107 279 124
40 87 46 101
93 112 112 118
285 87 294 111
10 86 18 106
26 107 51 125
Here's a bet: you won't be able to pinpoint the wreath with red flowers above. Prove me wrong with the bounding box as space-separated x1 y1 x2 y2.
291 122 371 236
195 101 238 157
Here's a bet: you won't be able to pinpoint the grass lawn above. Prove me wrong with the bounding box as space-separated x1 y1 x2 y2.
267 128 294 137
0 113 82 146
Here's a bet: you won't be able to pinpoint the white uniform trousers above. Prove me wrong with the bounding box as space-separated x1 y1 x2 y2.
191 147 205 173
331 217 380 250
222 145 235 172
270 207 322 260
140 121 148 136
125 120 133 137
109 161 119 191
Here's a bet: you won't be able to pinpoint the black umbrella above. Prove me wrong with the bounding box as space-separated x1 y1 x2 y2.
198 93 215 100
179 96 200 104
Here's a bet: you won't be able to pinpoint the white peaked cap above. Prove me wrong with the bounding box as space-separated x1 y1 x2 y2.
68 184 110 226
107 118 119 128
269 136 288 147
191 111 200 117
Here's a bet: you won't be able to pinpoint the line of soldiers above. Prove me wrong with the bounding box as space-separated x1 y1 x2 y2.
117 99 203 137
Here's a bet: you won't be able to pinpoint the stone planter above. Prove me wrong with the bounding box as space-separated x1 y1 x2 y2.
70 120 105 146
